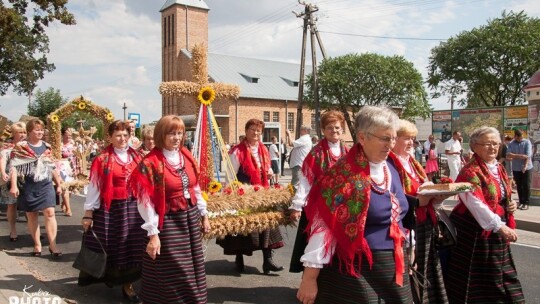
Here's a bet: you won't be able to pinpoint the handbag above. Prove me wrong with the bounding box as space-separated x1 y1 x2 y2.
434 207 457 250
72 230 107 279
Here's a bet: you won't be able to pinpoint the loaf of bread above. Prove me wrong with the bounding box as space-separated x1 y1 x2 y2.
418 182 472 192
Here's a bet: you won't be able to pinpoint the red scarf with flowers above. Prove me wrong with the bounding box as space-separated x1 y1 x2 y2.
454 153 516 234
302 138 349 185
129 147 199 229
229 140 270 187
305 143 374 279
89 144 142 211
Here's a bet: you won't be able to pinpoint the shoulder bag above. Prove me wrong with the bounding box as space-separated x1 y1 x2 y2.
72 229 107 279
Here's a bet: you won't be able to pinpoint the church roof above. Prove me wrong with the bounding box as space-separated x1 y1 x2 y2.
523 69 540 91
181 50 310 102
160 0 209 12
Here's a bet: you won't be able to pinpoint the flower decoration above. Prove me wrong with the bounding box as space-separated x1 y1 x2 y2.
439 177 454 184
237 187 245 196
231 180 243 188
223 188 232 195
274 183 282 189
50 114 59 123
78 102 87 110
208 180 222 193
197 86 216 106
253 185 261 192
201 191 209 201
106 112 114 121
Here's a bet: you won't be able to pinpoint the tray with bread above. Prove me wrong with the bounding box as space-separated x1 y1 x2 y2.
417 182 473 195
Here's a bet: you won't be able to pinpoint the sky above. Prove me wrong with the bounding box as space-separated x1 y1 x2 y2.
1 0 539 124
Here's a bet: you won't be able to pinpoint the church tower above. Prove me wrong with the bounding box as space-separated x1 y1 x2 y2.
160 0 209 116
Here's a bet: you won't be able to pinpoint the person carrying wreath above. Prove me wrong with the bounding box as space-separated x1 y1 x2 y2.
80 120 145 303
217 118 284 275
129 115 210 304
446 126 524 303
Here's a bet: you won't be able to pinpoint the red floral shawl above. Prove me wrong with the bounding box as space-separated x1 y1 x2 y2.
10 141 55 182
302 138 349 185
89 144 142 211
229 139 270 187
454 153 516 234
304 143 373 278
129 147 199 229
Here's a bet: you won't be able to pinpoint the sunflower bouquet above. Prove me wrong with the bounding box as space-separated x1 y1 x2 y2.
202 181 294 240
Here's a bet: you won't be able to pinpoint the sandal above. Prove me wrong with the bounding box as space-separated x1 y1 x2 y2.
49 247 63 259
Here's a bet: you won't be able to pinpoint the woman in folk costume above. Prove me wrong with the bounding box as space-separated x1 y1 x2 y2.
217 118 285 274
446 126 524 304
289 110 349 273
129 115 210 304
9 119 63 257
0 122 26 242
388 119 449 304
79 120 144 303
136 126 155 157
297 106 436 304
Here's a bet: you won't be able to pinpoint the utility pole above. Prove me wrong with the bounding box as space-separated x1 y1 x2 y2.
293 1 327 139
122 102 127 121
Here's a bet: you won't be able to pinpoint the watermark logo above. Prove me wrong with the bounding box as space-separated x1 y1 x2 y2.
9 285 62 304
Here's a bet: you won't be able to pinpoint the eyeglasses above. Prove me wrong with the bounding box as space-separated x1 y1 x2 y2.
248 128 262 134
368 132 397 143
476 142 500 148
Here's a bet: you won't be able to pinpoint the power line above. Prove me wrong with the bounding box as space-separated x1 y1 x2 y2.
319 30 446 41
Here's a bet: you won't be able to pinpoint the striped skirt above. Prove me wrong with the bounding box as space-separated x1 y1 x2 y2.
316 250 413 304
139 206 207 304
446 211 525 303
414 218 448 303
216 227 284 256
78 198 145 286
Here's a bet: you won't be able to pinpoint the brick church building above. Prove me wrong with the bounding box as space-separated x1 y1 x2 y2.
160 0 352 145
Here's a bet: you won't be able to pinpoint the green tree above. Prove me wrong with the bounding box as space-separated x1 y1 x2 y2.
62 112 105 140
0 0 76 96
28 87 67 121
427 11 540 108
304 53 431 141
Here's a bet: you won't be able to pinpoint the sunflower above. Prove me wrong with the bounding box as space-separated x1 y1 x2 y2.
201 191 209 201
50 114 59 123
106 112 114 121
287 183 295 195
231 180 243 188
208 180 222 193
78 102 87 110
197 86 216 106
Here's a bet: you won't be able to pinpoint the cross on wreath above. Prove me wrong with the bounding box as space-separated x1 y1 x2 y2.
159 43 240 190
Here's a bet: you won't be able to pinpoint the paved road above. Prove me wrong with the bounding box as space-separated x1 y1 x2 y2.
1 189 540 303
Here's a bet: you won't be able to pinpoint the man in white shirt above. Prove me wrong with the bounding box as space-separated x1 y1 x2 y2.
445 131 463 181
286 126 312 190
269 136 280 184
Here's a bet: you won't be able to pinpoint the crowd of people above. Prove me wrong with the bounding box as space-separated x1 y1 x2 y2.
0 108 528 303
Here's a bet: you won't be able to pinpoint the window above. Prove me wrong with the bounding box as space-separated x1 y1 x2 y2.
263 111 270 122
287 113 295 131
273 112 279 122
311 113 317 131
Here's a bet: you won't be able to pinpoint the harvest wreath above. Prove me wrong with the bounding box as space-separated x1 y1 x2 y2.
203 182 295 240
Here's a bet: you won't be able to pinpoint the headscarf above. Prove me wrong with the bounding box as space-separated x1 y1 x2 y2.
454 153 515 234
89 144 142 211
301 138 349 185
228 139 270 187
129 147 199 229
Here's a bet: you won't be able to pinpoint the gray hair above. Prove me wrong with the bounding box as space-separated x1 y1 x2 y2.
354 106 399 135
300 125 311 132
141 126 155 140
469 126 500 147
